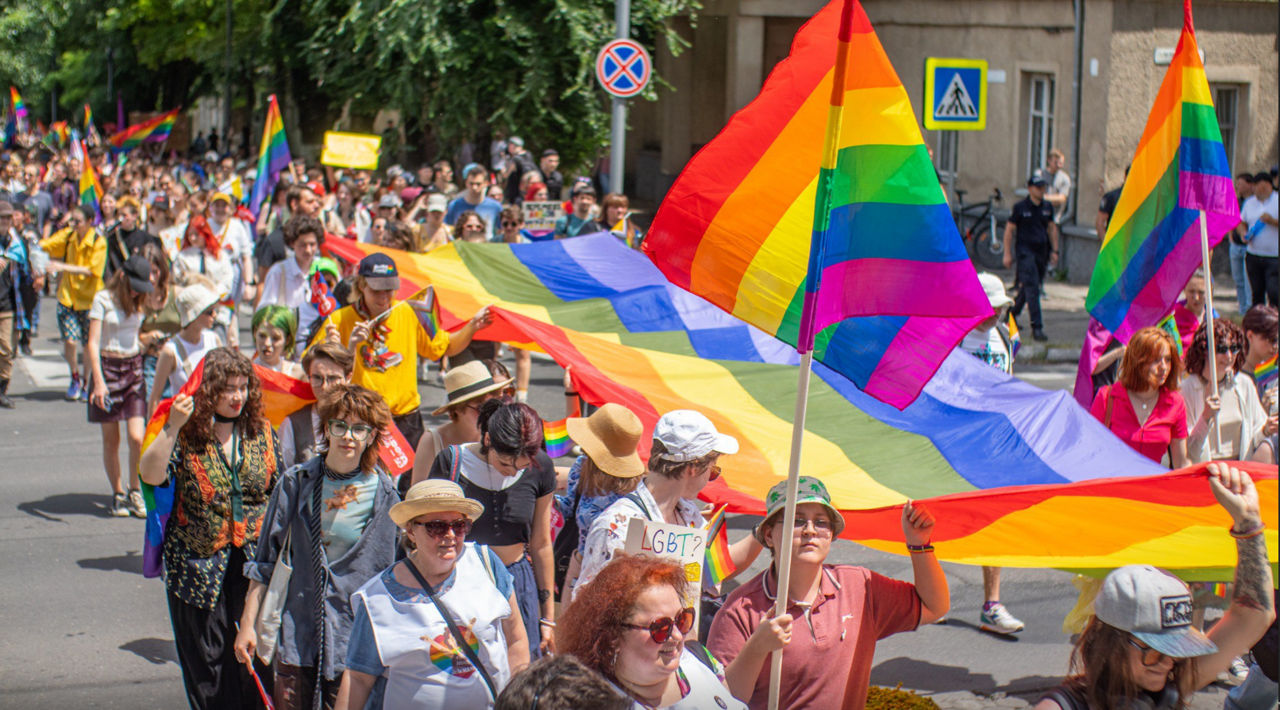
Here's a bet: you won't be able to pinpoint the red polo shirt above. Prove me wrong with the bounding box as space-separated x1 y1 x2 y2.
707 564 921 710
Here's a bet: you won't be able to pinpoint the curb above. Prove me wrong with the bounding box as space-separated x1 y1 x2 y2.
1016 343 1081 364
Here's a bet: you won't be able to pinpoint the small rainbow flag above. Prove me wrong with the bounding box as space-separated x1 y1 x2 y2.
543 417 573 458
1084 0 1238 342
409 286 442 339
9 87 27 125
643 0 991 409
248 95 292 221
83 103 100 143
78 141 104 222
107 108 179 152
703 505 735 586
50 121 69 147
1156 312 1184 358
1255 354 1278 392
1006 313 1021 360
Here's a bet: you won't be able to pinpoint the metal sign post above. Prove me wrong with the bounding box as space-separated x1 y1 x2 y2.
597 0 651 196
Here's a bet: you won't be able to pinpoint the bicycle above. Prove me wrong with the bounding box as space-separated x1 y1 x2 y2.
951 186 1005 270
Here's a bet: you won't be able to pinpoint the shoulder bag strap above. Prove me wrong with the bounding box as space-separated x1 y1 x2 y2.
623 492 653 521
478 544 497 587
448 445 462 483
402 558 499 701
1103 385 1114 429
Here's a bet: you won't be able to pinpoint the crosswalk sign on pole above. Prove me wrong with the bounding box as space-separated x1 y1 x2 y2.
923 58 988 131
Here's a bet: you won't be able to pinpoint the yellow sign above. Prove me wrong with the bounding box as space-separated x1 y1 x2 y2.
320 131 382 170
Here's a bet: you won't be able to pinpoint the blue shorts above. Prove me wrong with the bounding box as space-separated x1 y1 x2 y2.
56 303 89 345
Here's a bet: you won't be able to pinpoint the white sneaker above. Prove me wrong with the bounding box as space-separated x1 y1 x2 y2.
108 492 131 518
127 489 147 518
979 603 1025 635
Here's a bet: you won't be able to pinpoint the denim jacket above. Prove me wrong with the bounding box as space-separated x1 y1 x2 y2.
244 456 400 679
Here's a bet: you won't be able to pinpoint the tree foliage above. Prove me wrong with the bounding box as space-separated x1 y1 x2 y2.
0 0 698 168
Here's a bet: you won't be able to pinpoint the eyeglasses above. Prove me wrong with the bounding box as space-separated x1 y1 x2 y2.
1125 637 1170 666
328 418 375 442
790 517 833 532
412 519 472 538
620 607 696 644
501 221 519 227
309 374 345 388
1215 344 1241 355
463 223 485 231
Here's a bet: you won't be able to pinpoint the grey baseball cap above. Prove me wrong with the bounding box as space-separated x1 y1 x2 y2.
1094 565 1218 659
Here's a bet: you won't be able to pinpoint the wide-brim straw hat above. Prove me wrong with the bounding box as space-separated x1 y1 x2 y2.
432 360 513 416
565 402 645 478
389 479 485 528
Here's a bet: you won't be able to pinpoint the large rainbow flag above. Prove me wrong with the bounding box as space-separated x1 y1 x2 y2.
326 234 1277 575
107 108 179 152
248 95 292 221
1084 0 1237 340
9 87 27 129
642 0 990 409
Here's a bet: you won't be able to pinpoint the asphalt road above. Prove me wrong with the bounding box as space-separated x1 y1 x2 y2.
0 300 1219 708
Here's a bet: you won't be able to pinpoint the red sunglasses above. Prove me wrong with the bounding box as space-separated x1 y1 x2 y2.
620 607 696 643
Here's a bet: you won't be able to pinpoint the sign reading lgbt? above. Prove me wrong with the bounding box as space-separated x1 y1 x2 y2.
625 518 706 625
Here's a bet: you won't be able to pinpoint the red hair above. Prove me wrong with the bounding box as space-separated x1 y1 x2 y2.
525 182 548 202
1120 327 1183 392
558 556 689 684
185 214 221 256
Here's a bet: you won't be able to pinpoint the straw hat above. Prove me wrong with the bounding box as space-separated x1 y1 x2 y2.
565 403 645 478
431 361 513 415
389 479 485 528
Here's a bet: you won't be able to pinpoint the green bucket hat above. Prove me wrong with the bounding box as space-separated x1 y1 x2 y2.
309 256 341 282
752 476 845 545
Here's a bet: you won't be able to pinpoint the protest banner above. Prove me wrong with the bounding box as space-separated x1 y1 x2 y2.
522 200 563 232
321 131 381 170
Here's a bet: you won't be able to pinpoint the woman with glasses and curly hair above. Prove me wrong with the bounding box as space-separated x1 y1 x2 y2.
560 555 746 709
139 347 282 709
1036 464 1274 710
1090 326 1190 468
1179 318 1276 463
234 383 399 710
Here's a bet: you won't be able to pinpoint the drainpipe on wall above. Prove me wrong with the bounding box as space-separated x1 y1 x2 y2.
1070 0 1085 227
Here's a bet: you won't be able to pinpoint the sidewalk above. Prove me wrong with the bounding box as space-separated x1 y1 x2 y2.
985 267 1243 364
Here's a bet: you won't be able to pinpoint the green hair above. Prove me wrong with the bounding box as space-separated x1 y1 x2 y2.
251 305 298 357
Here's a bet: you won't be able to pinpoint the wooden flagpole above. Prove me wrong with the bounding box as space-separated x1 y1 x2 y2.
1198 210 1222 452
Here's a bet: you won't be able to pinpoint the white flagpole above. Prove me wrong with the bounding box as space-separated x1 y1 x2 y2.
1198 209 1221 453
767 350 813 710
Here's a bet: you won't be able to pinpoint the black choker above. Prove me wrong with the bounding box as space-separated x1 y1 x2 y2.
213 412 238 423
324 463 360 481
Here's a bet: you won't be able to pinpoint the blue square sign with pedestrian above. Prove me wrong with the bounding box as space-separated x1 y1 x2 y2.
924 58 987 131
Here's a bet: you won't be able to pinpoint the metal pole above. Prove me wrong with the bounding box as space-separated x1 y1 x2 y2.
1198 210 1222 454
609 0 630 195
1069 0 1084 225
766 351 814 710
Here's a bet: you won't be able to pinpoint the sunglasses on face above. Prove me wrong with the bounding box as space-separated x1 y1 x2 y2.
501 221 519 227
620 607 696 644
413 519 472 538
328 418 375 442
1125 637 1170 666
706 463 721 481
1215 344 1241 355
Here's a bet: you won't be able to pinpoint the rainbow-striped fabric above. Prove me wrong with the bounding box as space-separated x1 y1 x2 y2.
643 0 990 409
543 418 573 459
78 141 104 221
1084 0 1238 341
703 506 735 586
324 234 1277 574
107 108 179 152
1255 354 1278 393
9 87 26 123
248 95 292 220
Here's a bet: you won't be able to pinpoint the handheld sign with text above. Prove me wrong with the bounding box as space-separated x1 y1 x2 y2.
377 425 414 477
624 518 707 629
522 201 563 232
321 131 382 170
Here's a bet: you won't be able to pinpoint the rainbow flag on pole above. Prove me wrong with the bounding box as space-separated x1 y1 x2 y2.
248 95 292 221
107 108 179 152
78 141 104 222
1255 354 1278 393
643 0 990 409
703 505 736 586
543 418 573 458
1084 0 1238 341
9 87 27 129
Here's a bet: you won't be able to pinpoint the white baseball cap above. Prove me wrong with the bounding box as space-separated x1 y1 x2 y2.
976 272 1013 309
653 410 738 462
1094 565 1218 659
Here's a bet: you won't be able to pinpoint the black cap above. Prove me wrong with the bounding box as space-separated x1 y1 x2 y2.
1253 172 1273 185
357 253 400 291
572 183 597 198
541 148 559 158
1028 174 1048 188
122 254 156 294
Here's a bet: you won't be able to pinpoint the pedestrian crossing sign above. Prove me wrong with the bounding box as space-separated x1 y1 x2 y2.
924 58 988 131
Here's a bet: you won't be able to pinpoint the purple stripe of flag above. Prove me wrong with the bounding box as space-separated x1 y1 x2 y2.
1179 171 1237 215
863 315 985 409
813 259 992 326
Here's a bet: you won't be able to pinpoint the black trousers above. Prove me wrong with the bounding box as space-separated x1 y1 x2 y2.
166 547 271 710
393 410 424 496
1246 253 1278 307
1011 248 1049 329
274 663 340 710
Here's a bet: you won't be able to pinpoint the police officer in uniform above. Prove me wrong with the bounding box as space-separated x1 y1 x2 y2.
1003 174 1059 342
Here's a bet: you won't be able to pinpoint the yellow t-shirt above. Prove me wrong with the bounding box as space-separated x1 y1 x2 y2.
318 301 450 416
40 227 106 311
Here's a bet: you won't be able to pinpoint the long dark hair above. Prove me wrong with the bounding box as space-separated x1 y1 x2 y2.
180 348 267 446
477 399 543 459
1064 616 1196 710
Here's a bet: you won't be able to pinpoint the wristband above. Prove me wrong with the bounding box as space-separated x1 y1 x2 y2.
564 391 578 397
539 618 556 627
906 543 934 553
1230 522 1265 539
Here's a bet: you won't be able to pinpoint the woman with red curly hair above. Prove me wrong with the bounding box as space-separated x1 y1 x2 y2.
1179 318 1276 463
1089 326 1190 467
140 347 281 709
560 555 747 710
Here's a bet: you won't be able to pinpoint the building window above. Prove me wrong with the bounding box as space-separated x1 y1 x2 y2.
1024 73 1055 176
1212 84 1239 171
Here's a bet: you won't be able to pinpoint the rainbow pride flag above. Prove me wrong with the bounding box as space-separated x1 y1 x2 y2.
543 418 573 458
248 95 292 221
107 108 179 152
643 0 990 409
1255 354 1278 392
50 121 69 147
9 87 26 126
703 506 736 586
78 141 104 221
83 103 100 143
1085 0 1238 341
323 234 1276 574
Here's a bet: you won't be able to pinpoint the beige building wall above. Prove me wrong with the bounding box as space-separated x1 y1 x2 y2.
630 0 1278 238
